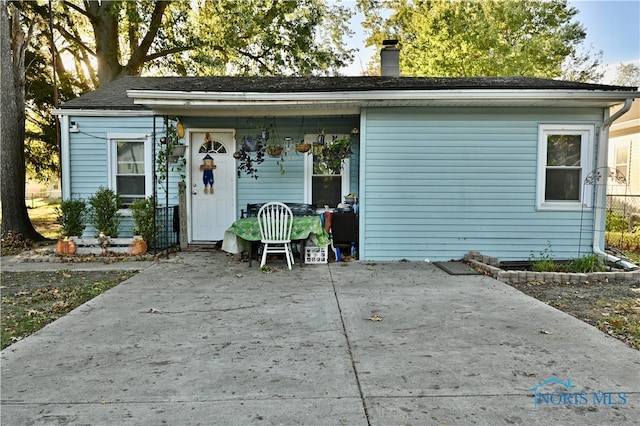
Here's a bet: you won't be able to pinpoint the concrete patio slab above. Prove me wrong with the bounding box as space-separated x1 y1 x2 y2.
2 252 639 425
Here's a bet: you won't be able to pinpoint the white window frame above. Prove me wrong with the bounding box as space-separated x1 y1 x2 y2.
107 133 153 213
303 134 350 208
536 124 594 211
613 141 630 182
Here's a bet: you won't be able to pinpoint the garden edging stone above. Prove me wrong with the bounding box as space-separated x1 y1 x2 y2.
465 251 640 284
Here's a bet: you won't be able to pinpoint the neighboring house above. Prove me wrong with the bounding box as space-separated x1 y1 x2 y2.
608 100 640 214
54 73 639 263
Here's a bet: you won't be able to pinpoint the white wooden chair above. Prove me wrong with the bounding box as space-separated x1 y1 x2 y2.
257 202 295 269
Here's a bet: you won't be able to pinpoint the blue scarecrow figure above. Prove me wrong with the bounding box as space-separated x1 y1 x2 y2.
199 154 216 194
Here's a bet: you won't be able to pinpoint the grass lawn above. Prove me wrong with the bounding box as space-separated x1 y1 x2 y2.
606 231 640 264
27 197 62 240
1 199 138 349
1 270 137 349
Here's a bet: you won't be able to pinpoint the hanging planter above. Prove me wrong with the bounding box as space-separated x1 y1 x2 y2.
167 155 182 163
266 145 283 157
243 137 260 152
313 135 352 172
296 142 312 153
172 145 187 157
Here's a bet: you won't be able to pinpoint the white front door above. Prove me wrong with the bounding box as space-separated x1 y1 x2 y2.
189 130 236 242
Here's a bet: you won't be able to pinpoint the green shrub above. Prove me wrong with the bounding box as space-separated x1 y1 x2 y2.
55 199 86 237
130 197 155 245
606 211 628 232
88 187 122 237
567 254 606 273
530 242 561 272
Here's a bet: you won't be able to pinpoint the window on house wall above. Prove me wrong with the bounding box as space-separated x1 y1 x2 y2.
305 134 350 208
109 135 150 207
614 144 629 181
537 124 594 210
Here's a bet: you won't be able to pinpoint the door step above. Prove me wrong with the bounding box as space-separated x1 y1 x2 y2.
184 242 222 251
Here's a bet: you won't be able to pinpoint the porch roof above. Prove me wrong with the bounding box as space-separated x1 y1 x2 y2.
56 76 639 116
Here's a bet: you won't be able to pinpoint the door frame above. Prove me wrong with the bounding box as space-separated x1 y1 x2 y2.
185 128 237 244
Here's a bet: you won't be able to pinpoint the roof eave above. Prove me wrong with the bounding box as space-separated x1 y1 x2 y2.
128 88 639 110
52 108 154 117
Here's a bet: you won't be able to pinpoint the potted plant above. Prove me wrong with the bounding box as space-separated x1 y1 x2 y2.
157 117 187 184
242 136 260 152
266 144 283 157
54 199 87 255
314 135 352 172
235 146 265 180
296 141 311 153
88 186 122 237
56 199 86 238
130 197 155 253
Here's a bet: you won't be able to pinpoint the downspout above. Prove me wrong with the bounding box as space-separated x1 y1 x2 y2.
59 114 71 200
593 98 637 270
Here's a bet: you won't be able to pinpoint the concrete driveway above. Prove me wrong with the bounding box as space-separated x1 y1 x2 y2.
1 251 639 425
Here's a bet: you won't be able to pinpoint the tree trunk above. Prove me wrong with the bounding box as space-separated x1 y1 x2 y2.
88 1 124 86
0 2 45 241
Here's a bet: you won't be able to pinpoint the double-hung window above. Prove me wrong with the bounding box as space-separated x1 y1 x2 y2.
108 134 151 207
304 134 350 208
537 124 594 210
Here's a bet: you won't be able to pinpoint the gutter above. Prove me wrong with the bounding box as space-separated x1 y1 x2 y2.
127 88 633 104
593 98 638 270
59 115 71 200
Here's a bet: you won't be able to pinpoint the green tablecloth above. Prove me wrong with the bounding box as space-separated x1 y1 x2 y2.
221 215 330 254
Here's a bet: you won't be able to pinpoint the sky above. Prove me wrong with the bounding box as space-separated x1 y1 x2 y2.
340 0 640 80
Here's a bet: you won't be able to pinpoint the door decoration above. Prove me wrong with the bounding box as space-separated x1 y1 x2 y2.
200 154 217 194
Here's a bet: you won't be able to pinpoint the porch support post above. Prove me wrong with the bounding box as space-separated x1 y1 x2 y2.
179 181 187 249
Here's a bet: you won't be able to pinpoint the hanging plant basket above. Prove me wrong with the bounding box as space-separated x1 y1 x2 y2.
243 137 260 152
172 145 187 157
296 143 312 153
266 145 283 157
314 135 352 171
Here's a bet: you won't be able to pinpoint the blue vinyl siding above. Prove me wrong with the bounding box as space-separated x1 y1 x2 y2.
181 116 359 218
67 115 167 237
68 105 606 260
360 107 603 262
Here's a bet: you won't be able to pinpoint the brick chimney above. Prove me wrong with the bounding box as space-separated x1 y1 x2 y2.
380 39 400 77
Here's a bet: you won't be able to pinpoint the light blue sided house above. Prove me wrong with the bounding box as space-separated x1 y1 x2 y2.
54 72 639 265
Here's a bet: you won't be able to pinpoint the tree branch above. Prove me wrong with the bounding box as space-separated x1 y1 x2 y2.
143 45 193 62
63 0 93 22
53 24 96 56
126 1 168 72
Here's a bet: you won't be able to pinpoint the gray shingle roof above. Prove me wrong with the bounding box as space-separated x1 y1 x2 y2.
58 76 638 110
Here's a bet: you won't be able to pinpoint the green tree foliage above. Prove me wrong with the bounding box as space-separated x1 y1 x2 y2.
49 0 355 86
358 0 601 80
190 0 354 76
20 0 354 179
